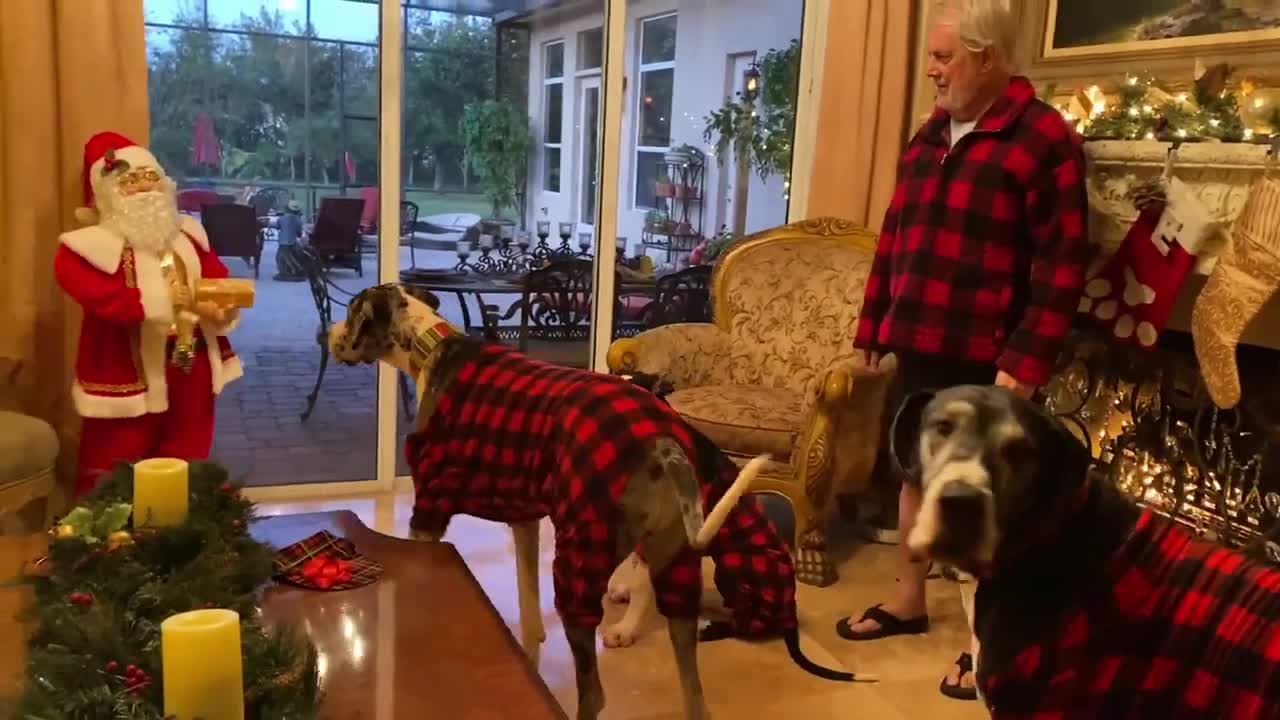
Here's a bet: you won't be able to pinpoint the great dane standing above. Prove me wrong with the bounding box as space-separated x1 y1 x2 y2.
890 384 1280 719
327 284 868 720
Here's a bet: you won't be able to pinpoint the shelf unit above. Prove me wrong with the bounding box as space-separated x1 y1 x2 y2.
641 146 705 264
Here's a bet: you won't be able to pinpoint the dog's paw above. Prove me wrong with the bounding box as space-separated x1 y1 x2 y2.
602 623 639 648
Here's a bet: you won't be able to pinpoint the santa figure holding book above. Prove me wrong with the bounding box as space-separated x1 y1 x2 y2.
54 131 243 497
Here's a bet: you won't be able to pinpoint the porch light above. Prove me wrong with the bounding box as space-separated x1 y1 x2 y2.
743 63 761 102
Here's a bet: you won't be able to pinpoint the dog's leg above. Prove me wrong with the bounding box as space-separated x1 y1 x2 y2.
603 552 652 648
669 617 712 720
564 623 605 720
510 521 546 664
605 551 637 604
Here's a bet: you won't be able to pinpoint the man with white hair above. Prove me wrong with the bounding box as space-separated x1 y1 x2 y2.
55 131 242 497
840 0 1090 701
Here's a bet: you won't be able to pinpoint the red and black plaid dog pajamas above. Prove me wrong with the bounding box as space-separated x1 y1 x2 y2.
405 343 797 634
977 498 1280 720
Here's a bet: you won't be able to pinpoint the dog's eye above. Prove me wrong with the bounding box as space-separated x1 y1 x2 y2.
932 418 956 437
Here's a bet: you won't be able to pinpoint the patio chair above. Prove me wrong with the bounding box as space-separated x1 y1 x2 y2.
247 187 291 218
641 264 713 328
496 258 627 368
297 247 414 423
177 187 225 215
308 197 365 277
357 187 379 233
400 201 420 266
200 202 263 278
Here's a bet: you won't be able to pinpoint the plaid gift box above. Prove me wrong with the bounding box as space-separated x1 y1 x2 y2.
273 530 383 591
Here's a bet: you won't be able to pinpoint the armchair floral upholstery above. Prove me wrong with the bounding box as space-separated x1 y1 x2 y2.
606 217 897 586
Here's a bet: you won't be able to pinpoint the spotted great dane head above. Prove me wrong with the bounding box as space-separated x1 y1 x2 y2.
328 284 442 368
889 385 1091 577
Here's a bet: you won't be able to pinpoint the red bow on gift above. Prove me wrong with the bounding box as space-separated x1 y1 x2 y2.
299 553 354 590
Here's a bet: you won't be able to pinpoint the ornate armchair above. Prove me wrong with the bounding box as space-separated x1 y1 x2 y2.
606 217 897 586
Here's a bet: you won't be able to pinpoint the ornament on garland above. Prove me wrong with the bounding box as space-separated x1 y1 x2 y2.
50 502 133 545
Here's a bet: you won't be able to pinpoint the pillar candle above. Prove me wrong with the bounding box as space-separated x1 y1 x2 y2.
162 609 245 720
133 458 190 527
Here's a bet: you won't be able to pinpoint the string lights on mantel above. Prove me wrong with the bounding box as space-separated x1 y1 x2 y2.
1042 65 1280 146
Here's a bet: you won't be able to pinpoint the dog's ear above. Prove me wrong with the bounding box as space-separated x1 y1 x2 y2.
344 286 394 357
402 285 441 311
1017 395 1092 505
889 389 936 483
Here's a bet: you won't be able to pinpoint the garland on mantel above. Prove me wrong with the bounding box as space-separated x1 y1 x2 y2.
1040 64 1280 144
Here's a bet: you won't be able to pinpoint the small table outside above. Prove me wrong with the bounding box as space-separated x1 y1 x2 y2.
254 511 566 719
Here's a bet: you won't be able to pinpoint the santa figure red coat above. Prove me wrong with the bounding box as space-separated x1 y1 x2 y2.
55 131 242 496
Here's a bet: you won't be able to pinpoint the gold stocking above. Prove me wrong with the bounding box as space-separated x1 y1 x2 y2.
1191 177 1280 409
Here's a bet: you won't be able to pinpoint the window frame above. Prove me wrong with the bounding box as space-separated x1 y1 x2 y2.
632 12 677 210
542 39 566 193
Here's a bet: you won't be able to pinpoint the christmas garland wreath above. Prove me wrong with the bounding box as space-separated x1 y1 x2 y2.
7 462 320 719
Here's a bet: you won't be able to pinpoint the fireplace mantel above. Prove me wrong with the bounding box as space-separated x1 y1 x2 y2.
1085 140 1279 350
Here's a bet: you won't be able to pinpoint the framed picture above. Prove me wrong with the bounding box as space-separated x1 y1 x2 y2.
1018 0 1280 92
1044 0 1280 59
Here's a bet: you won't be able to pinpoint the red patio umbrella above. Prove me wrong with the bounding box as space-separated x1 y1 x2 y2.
190 112 220 168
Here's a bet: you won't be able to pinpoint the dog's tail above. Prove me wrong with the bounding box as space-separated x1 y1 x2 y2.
784 629 878 683
692 454 769 549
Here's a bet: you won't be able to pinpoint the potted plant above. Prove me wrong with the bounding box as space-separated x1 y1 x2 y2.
460 100 533 225
702 39 799 186
655 170 675 198
645 208 671 233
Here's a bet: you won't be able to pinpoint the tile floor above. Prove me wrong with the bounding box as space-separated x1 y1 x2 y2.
255 492 989 719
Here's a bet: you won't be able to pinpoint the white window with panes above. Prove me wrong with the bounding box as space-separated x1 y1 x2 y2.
633 13 676 209
542 40 565 192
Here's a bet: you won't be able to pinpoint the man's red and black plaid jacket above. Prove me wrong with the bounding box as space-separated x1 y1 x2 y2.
975 493 1280 719
405 340 797 633
855 76 1091 386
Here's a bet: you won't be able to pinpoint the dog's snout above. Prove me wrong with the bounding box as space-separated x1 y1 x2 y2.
939 479 984 505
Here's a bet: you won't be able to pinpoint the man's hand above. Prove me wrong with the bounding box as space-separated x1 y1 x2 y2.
994 370 1036 399
860 349 882 369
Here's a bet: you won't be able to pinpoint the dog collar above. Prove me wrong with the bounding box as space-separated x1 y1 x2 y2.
409 320 459 380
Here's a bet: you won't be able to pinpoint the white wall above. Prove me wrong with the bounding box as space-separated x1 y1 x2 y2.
523 0 803 259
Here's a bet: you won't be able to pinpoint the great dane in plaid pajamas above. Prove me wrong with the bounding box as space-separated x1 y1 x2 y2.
890 384 1280 719
328 285 868 720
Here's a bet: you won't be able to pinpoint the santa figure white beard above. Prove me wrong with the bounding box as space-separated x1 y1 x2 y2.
100 181 182 257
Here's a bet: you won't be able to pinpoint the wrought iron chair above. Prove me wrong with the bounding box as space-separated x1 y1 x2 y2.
298 247 414 423
201 202 264 278
401 201 420 267
642 264 713 328
308 197 366 276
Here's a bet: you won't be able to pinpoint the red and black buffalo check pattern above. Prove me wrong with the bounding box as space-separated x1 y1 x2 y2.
980 510 1280 719
854 76 1091 387
405 343 797 631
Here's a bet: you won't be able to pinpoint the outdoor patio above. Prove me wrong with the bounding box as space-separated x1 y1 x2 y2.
213 239 485 486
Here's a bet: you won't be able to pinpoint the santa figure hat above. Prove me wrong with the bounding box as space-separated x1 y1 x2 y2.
76 131 162 225
81 131 163 207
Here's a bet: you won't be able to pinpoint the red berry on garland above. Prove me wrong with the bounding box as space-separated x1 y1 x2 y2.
230 519 244 531
105 660 119 673
126 664 139 677
219 482 235 493
204 601 216 609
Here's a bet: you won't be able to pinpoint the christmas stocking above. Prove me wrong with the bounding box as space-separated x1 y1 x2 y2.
1079 177 1217 349
1192 177 1280 409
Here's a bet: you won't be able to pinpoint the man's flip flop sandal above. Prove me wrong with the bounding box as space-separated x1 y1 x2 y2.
834 603 930 641
939 651 978 701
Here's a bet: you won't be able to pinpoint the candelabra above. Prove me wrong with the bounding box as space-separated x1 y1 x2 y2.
577 231 593 257
557 222 574 256
534 221 552 259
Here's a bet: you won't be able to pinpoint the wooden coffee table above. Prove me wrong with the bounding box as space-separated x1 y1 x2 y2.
254 511 566 719
0 513 564 718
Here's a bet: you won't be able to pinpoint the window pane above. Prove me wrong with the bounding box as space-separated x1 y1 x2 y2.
638 68 673 147
147 3 382 486
544 82 563 144
145 0 204 26
207 0 306 35
311 0 380 44
633 150 663 209
544 41 564 79
544 146 561 192
640 14 677 65
578 27 603 71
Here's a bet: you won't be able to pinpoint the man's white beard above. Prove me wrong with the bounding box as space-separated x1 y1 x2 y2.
102 185 182 257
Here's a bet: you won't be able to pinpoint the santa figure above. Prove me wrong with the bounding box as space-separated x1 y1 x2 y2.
55 131 243 497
